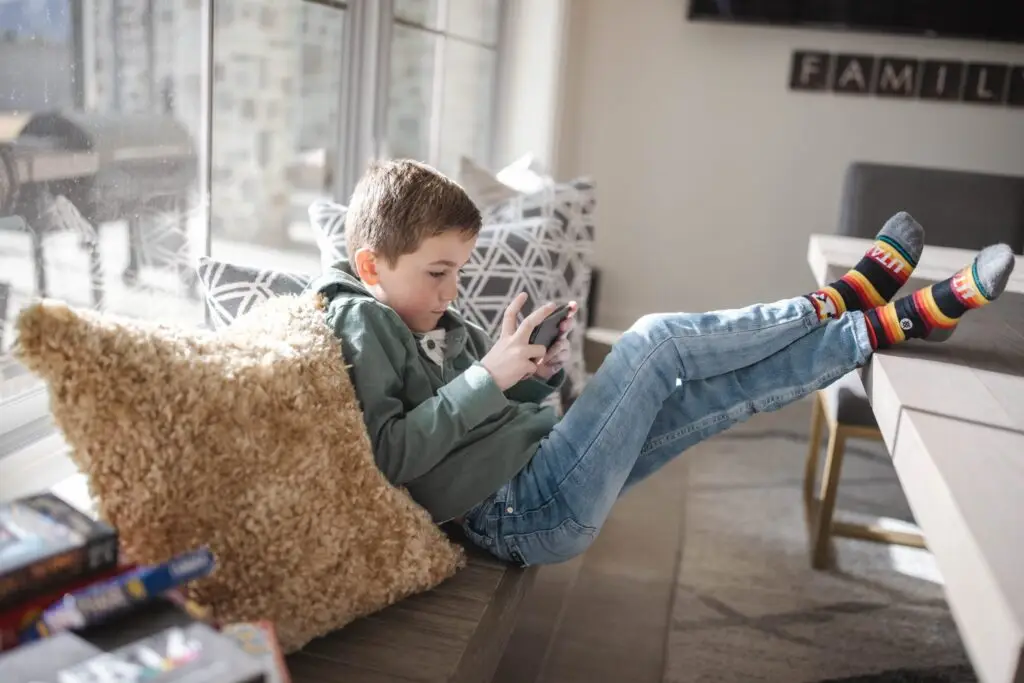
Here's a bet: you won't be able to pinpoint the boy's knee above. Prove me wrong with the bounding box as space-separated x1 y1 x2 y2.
622 313 678 354
629 313 667 337
622 315 671 348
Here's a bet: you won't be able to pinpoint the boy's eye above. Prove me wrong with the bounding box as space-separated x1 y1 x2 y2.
429 268 466 279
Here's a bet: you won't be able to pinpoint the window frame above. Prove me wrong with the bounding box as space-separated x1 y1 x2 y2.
334 0 506 199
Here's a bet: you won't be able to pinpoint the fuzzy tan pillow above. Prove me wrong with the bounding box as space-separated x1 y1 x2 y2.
14 293 465 653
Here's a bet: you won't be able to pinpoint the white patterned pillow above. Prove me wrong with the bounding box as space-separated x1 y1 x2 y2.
195 256 312 330
459 154 551 202
480 179 596 400
458 156 522 206
309 199 348 270
457 217 568 338
457 157 597 400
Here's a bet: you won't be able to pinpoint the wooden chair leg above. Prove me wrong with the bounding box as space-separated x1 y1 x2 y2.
803 392 824 511
811 424 846 570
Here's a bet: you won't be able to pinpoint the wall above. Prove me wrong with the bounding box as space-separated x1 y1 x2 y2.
555 0 1024 329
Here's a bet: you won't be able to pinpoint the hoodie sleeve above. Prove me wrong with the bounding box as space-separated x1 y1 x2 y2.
329 301 509 485
505 370 565 403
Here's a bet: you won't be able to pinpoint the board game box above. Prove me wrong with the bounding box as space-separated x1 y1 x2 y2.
0 598 268 683
19 547 216 642
0 562 129 652
222 621 291 683
0 493 119 611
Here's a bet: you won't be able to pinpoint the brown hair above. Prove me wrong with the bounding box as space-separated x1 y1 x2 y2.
345 159 481 265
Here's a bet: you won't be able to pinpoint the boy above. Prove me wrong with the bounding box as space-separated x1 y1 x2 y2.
308 159 1016 567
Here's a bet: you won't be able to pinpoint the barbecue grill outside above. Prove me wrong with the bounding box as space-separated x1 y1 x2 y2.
18 111 197 224
0 111 200 307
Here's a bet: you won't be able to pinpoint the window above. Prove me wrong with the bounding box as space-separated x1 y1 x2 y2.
0 0 504 493
204 0 503 254
1 0 208 482
209 0 346 257
389 0 501 176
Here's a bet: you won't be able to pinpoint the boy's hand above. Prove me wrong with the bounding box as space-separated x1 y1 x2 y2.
481 294 556 391
534 301 577 381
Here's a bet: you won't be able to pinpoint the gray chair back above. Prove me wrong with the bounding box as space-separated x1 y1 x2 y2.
838 162 1024 254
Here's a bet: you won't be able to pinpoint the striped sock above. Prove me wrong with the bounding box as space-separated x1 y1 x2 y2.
864 244 1016 349
806 212 923 321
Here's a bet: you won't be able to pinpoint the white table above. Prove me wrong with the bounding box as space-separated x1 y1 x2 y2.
808 234 1024 683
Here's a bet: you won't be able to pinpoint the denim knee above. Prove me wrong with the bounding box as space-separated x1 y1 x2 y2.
628 313 671 341
613 313 673 361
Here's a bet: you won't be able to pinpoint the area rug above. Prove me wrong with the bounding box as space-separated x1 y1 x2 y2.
663 405 975 683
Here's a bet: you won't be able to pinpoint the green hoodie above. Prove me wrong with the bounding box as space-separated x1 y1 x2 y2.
308 261 563 523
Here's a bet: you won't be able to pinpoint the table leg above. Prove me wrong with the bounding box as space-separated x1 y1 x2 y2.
29 219 47 298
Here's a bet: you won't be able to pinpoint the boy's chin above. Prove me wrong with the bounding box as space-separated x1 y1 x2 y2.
407 313 442 333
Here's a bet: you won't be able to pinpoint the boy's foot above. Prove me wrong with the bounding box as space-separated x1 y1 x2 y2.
806 211 924 321
864 243 1015 350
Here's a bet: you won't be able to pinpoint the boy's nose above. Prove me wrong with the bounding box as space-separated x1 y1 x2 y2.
441 278 458 303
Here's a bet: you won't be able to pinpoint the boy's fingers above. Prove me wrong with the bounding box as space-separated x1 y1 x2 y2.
559 303 578 332
502 293 528 337
516 302 559 338
526 343 548 360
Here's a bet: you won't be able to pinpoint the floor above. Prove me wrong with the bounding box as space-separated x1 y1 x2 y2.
492 438 688 683
490 399 969 683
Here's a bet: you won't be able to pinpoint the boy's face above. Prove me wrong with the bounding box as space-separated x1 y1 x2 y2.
358 230 477 333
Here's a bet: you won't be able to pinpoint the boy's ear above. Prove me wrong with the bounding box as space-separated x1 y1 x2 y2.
354 248 381 286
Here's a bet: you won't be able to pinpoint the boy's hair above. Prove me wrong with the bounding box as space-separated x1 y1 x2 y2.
345 159 482 266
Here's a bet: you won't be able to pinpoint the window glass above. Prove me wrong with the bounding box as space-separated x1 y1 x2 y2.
0 0 206 409
386 0 501 174
210 0 345 254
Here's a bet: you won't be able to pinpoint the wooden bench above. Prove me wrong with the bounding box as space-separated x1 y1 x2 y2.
286 526 537 683
285 333 626 682
21 476 536 683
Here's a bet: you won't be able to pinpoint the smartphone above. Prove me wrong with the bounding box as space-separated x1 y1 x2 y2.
529 303 572 349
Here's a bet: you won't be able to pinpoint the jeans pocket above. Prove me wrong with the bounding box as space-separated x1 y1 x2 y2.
461 516 496 553
492 479 514 510
506 517 599 566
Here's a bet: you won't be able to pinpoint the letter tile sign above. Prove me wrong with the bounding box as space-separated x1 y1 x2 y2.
790 50 1024 107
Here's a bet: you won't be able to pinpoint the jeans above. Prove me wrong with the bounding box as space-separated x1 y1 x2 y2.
460 295 874 566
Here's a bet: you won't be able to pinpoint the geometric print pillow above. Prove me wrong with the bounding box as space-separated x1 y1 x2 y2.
457 217 569 340
308 199 349 270
195 255 312 330
480 178 597 400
